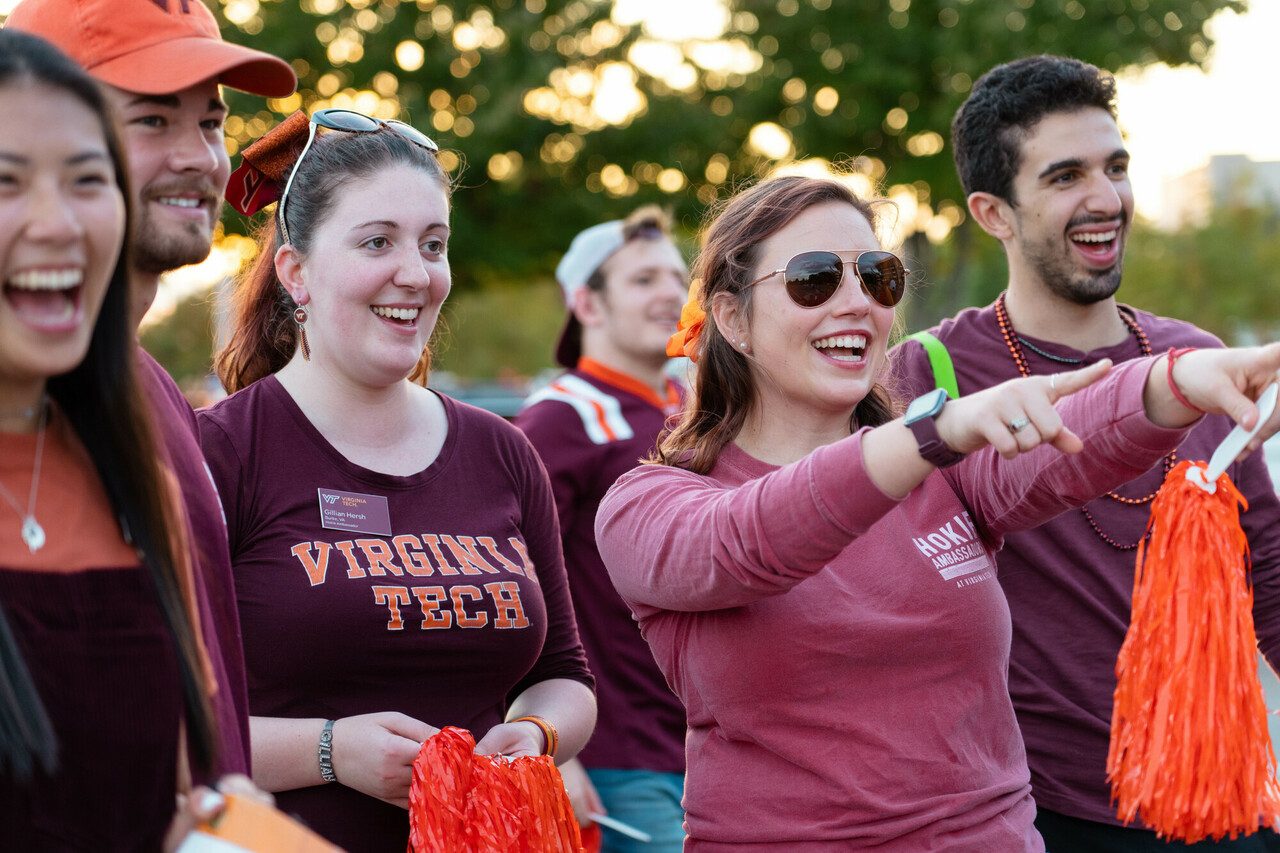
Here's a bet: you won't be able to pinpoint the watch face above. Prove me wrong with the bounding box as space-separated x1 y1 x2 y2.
905 387 948 424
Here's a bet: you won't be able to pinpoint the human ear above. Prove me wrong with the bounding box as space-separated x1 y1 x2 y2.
274 243 310 306
571 284 606 328
967 192 1017 242
710 290 748 350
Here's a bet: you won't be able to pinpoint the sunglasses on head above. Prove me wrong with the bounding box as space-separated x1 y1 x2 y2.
278 108 439 244
747 250 907 309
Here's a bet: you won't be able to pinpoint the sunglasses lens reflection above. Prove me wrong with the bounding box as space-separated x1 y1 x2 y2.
857 252 906 307
784 252 844 307
315 109 381 132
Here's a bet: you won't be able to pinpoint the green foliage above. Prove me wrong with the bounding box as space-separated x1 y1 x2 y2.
139 291 218 389
1122 205 1280 345
218 0 1239 286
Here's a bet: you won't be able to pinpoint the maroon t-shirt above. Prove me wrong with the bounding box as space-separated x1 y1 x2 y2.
891 302 1280 826
197 376 592 852
138 349 251 778
515 361 687 774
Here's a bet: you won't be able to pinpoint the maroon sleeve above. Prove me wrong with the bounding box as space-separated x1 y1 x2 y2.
136 352 251 777
946 358 1189 542
887 336 941 401
1234 450 1280 666
194 412 245 553
514 400 595 538
506 427 594 698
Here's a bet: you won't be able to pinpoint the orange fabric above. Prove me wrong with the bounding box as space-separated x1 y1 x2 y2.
1108 460 1280 842
192 794 341 852
408 726 585 852
0 409 219 698
4 0 295 98
666 281 706 362
576 357 680 413
0 412 139 573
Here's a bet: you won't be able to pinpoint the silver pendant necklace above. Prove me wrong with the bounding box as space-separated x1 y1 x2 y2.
0 398 48 554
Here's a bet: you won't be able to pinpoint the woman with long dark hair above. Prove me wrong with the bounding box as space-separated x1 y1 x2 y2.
596 175 1280 850
199 110 595 850
0 29 262 848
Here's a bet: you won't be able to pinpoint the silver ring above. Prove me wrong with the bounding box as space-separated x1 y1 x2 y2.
1007 416 1031 434
1049 374 1058 393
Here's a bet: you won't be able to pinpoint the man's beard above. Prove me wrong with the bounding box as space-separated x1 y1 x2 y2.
1022 226 1125 307
131 197 223 275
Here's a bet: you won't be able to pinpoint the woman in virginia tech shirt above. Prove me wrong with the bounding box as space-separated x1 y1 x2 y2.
198 111 595 850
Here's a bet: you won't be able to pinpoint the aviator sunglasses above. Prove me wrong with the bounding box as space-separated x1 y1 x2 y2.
278 108 439 244
747 250 908 309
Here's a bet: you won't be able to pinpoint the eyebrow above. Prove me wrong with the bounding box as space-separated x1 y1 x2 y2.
124 94 228 115
0 150 109 165
350 220 450 232
1038 148 1130 180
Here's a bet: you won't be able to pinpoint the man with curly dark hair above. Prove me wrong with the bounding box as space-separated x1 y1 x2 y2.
893 55 1280 852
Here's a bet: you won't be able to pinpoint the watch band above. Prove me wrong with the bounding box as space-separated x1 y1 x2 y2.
318 718 337 783
906 407 965 468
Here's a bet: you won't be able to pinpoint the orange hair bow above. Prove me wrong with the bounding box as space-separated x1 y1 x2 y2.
667 281 705 362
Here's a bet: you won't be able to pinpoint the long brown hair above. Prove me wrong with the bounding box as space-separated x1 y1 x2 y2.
0 30 217 778
215 129 450 393
654 176 899 473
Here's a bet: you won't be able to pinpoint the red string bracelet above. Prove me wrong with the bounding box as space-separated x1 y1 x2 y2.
1166 347 1205 414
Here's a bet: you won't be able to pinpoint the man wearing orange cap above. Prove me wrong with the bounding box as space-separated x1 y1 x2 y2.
4 0 296 780
5 0 295 327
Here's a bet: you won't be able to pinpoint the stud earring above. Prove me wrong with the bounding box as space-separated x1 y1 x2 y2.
294 305 311 361
739 341 749 350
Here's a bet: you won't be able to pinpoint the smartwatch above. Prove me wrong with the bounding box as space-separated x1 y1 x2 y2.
903 387 965 469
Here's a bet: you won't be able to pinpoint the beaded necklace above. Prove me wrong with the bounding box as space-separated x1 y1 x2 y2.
994 292 1175 550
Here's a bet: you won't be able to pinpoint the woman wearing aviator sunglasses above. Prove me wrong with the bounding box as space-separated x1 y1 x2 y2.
595 175 1280 850
200 110 596 850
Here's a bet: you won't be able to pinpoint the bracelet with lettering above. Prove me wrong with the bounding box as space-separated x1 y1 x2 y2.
318 719 337 783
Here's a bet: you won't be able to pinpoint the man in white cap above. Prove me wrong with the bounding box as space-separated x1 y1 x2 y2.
5 0 296 779
516 206 689 851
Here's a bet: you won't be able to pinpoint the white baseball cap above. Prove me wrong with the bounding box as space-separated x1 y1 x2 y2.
553 219 625 367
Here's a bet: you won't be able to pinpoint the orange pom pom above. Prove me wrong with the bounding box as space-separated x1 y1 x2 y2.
407 726 585 852
1108 460 1280 842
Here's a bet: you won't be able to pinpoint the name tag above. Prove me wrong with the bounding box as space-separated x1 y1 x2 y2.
317 488 392 537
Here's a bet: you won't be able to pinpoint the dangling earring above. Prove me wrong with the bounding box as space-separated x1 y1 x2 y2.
294 305 311 361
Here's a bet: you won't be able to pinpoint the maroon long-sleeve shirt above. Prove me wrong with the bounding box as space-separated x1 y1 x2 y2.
891 302 1280 826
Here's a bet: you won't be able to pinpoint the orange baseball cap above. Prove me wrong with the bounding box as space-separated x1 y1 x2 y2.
4 0 296 97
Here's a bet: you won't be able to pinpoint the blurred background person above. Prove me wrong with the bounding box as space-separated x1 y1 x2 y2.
516 206 689 850
200 109 596 850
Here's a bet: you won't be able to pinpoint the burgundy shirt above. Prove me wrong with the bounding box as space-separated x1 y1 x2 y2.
891 302 1280 825
138 349 251 779
197 376 592 852
0 411 181 851
515 359 686 774
597 358 1186 850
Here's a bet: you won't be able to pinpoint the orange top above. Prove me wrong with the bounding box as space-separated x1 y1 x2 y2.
0 409 139 573
577 357 681 414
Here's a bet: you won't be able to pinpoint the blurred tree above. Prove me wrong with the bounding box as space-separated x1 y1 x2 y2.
215 0 1239 284
193 0 1248 377
1122 203 1280 346
139 291 217 388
